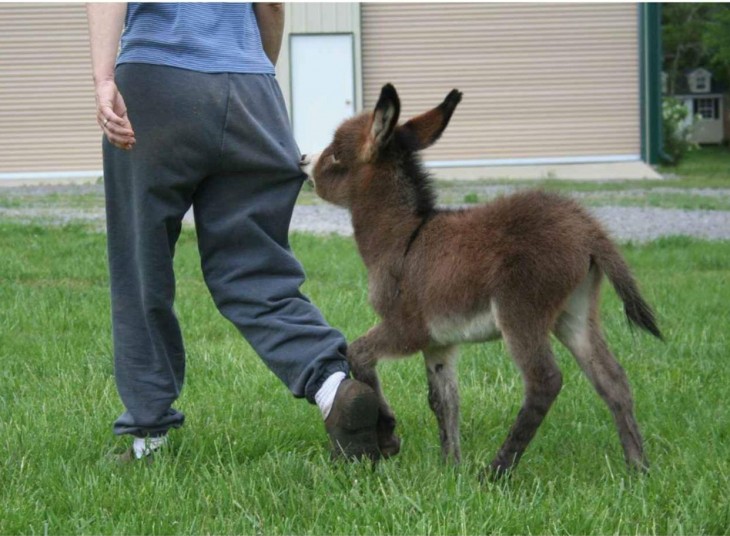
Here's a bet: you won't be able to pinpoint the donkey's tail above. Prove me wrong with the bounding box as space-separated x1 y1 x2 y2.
591 234 663 340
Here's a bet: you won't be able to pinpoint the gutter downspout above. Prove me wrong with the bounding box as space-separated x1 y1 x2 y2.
639 3 668 165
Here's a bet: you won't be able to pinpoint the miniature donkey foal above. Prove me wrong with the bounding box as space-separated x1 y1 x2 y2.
303 84 662 478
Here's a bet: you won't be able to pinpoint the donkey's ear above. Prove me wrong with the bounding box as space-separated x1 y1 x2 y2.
364 83 400 159
399 89 462 151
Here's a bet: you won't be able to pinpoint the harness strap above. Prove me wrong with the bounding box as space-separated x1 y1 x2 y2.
404 212 434 258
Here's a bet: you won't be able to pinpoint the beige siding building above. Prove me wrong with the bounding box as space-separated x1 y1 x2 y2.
0 2 662 182
0 3 99 180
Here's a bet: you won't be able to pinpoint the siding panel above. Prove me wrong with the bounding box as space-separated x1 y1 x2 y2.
0 3 101 176
362 3 640 162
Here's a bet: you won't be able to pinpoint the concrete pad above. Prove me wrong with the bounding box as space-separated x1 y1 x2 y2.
0 175 101 188
427 161 663 181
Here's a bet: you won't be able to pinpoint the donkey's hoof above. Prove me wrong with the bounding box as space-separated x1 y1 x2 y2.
481 459 513 482
627 456 650 475
379 433 401 458
377 413 401 458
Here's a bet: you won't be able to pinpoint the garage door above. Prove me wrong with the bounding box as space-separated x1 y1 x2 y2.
361 3 641 164
0 3 101 178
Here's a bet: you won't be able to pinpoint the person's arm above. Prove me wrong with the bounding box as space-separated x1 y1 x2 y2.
253 3 284 66
86 3 135 150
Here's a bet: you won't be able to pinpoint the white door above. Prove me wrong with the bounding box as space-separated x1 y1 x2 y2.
291 34 355 156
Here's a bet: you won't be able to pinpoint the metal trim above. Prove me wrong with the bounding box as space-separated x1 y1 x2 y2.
0 170 102 181
425 155 640 168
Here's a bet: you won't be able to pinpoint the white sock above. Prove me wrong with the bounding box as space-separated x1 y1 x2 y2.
315 371 346 420
132 435 168 459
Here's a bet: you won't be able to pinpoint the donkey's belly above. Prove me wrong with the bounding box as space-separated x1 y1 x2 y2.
428 306 502 345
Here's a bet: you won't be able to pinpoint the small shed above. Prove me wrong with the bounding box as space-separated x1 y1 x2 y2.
668 68 726 144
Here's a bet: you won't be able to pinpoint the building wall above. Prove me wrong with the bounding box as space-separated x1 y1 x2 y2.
0 3 100 179
0 2 362 180
0 2 649 179
361 3 641 165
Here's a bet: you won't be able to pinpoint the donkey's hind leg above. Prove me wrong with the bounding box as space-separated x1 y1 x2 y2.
489 320 563 478
424 345 461 463
554 268 648 472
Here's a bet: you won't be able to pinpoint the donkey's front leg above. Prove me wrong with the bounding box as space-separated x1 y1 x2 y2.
424 346 461 463
348 325 402 458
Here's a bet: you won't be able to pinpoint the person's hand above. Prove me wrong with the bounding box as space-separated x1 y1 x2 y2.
95 79 136 150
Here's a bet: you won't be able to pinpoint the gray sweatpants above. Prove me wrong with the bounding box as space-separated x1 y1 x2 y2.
103 64 349 437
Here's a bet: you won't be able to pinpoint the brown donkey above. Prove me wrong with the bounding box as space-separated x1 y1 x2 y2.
302 84 662 478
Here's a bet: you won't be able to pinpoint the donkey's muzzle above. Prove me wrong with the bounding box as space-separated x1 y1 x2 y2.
299 153 318 186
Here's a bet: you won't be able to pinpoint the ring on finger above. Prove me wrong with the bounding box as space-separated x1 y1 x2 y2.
103 118 109 127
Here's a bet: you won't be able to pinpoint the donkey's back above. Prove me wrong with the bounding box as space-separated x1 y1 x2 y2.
417 189 656 335
418 189 599 305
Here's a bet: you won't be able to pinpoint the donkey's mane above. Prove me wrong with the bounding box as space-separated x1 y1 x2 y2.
394 130 437 218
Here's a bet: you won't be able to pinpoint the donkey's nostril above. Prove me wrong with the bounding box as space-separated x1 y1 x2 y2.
300 152 320 179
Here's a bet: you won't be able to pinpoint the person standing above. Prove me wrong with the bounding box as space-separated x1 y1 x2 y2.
86 2 380 462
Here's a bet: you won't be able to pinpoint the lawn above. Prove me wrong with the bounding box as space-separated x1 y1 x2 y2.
658 145 730 183
1 222 728 535
427 145 730 208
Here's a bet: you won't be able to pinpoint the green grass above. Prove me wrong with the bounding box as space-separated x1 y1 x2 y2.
454 188 730 211
436 146 730 208
1 223 729 534
0 191 104 210
578 191 730 211
659 145 730 183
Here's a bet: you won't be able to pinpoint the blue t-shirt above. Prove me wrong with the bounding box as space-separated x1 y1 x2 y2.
116 2 275 75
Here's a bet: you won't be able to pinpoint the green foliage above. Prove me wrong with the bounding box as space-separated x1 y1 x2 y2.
662 3 713 92
462 192 479 204
662 3 730 91
702 5 730 83
662 97 698 164
1 223 730 534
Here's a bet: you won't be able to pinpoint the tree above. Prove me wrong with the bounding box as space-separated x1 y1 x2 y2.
662 3 730 93
703 5 730 86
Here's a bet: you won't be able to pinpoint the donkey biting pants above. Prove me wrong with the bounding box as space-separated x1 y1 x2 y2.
103 64 349 437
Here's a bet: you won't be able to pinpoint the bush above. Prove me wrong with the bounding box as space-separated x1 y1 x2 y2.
662 97 698 165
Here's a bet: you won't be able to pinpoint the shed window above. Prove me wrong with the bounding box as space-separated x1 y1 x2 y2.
693 98 719 120
694 75 708 92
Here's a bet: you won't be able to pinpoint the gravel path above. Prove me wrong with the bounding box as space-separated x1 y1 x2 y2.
289 204 730 242
1 183 729 242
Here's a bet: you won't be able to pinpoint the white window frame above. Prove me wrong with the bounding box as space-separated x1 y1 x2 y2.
694 75 708 92
694 97 719 120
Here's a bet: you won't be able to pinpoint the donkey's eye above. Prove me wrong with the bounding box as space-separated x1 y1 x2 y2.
331 153 340 165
